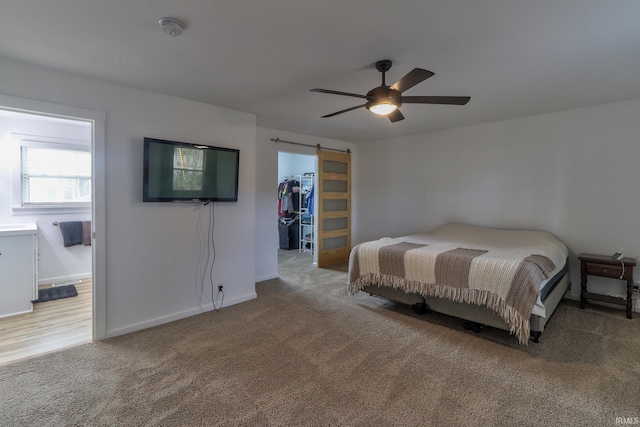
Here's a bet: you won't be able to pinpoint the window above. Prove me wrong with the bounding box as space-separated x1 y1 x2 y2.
12 135 91 213
21 146 91 205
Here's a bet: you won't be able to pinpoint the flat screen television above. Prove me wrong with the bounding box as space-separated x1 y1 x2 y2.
143 137 239 202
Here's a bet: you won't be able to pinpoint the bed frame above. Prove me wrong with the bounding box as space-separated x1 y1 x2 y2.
362 269 569 343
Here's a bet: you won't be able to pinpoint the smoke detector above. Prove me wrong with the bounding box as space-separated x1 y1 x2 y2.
158 17 185 37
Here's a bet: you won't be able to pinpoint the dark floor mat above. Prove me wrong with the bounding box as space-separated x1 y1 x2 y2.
33 285 78 303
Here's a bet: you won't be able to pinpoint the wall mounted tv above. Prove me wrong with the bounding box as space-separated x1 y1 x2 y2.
143 137 239 202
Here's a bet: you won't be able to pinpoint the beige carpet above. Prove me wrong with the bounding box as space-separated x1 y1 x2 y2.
1 250 639 426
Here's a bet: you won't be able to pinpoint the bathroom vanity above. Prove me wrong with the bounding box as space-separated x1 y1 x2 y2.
0 223 38 318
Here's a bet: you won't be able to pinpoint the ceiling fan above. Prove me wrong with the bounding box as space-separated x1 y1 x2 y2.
310 60 470 123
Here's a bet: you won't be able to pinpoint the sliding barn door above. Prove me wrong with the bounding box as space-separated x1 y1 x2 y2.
316 149 351 267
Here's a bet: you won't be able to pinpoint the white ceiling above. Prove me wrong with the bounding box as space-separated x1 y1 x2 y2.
1 1 639 143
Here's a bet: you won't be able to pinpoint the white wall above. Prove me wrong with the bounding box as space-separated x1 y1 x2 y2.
356 98 640 305
255 127 356 282
0 112 93 284
0 58 257 337
277 152 315 182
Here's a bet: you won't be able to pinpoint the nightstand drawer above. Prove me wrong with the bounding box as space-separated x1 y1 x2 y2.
585 262 622 278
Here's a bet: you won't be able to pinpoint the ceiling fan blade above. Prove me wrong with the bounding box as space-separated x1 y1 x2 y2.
390 68 434 93
388 109 405 123
310 88 367 99
402 96 470 105
321 104 366 118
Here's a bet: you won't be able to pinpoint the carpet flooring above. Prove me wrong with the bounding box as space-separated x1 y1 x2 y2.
1 250 639 426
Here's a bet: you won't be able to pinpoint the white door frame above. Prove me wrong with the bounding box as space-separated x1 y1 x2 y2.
277 150 318 263
0 94 107 340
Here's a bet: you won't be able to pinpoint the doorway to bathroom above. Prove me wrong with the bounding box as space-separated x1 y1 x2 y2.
0 101 101 366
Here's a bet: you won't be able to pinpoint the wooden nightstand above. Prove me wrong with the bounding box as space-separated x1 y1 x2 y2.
579 253 636 319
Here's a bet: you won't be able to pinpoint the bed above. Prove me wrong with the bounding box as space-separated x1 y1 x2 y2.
348 224 570 344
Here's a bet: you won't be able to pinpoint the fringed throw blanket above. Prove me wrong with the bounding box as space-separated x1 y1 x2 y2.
348 224 569 344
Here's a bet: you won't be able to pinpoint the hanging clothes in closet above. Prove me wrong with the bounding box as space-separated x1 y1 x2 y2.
278 177 300 216
306 183 315 215
278 177 301 250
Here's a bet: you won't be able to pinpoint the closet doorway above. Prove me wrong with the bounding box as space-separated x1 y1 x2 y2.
277 151 317 268
0 99 102 366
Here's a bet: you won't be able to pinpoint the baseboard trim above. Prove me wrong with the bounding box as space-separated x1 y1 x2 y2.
255 273 279 283
564 294 640 313
105 291 258 339
40 273 92 286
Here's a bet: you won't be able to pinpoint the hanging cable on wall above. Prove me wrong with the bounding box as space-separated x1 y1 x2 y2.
196 200 224 311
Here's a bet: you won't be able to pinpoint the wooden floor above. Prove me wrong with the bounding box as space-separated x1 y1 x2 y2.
0 279 92 366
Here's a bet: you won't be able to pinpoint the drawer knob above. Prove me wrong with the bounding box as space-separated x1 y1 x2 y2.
603 268 608 273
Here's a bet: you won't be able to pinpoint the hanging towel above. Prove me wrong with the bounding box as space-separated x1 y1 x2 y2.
82 221 92 246
59 221 83 247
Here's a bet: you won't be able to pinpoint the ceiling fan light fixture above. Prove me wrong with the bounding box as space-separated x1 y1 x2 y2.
368 102 398 115
310 59 469 123
365 86 402 116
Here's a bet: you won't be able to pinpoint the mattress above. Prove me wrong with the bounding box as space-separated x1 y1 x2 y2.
540 262 568 302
